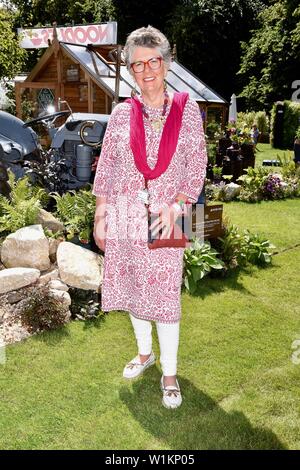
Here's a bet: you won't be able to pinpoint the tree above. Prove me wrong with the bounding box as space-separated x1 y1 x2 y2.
112 0 176 43
5 0 272 107
237 0 300 110
165 0 267 102
6 0 116 74
9 0 115 27
0 7 27 80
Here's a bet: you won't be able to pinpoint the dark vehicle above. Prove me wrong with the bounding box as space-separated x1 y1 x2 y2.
0 103 109 194
0 110 41 179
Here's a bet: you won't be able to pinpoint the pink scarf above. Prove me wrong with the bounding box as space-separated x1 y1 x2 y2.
126 91 189 180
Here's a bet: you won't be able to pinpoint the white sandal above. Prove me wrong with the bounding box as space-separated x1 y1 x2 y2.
123 351 156 379
161 376 182 409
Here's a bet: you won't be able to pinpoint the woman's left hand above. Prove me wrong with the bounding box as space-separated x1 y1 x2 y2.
149 203 181 239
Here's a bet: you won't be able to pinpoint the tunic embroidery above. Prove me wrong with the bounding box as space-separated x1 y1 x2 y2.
92 98 207 323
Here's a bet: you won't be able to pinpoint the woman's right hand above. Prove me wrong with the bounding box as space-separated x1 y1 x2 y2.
93 217 107 252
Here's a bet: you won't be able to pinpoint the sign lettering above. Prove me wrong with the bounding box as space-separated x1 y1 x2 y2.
18 22 117 49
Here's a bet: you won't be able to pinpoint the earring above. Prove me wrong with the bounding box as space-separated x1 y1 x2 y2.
163 79 167 92
131 84 137 98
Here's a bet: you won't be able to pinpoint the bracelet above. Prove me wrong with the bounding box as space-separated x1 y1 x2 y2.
176 197 193 206
175 198 185 207
171 202 183 214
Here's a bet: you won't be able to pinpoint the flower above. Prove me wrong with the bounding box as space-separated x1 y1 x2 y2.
263 174 285 199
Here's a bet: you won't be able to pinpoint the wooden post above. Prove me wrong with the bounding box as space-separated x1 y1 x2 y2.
53 22 58 41
56 49 63 106
105 93 108 114
114 45 122 103
203 104 208 133
55 84 60 109
88 77 94 113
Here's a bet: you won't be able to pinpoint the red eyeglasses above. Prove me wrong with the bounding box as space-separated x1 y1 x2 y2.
130 56 163 73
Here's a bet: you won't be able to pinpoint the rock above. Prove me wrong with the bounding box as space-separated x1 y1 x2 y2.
38 268 60 285
0 267 40 294
223 183 241 201
49 288 71 307
64 310 72 322
0 224 50 271
57 242 103 292
48 237 64 263
35 208 65 234
48 279 69 291
5 290 27 304
0 260 5 271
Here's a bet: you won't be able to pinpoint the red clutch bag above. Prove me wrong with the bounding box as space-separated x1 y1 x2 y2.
145 178 191 249
147 211 189 249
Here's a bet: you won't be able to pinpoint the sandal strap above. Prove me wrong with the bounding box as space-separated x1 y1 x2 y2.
163 387 181 397
126 362 142 369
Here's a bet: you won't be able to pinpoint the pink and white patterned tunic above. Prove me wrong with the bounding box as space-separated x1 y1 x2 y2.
92 96 207 323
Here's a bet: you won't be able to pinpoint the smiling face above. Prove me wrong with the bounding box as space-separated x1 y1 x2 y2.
130 46 167 97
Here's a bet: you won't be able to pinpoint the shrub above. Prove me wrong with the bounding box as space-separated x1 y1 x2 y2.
214 224 247 270
50 187 95 242
21 286 69 333
183 239 225 294
69 287 103 320
216 224 275 270
271 101 300 149
283 101 300 149
236 111 256 130
237 166 270 202
242 231 275 266
206 142 217 165
0 170 49 234
255 111 269 134
206 121 222 139
182 223 275 293
262 174 285 200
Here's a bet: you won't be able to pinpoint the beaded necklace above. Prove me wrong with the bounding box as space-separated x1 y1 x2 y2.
141 90 169 132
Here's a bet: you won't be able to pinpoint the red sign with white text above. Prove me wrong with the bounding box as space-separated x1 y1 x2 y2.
18 22 117 48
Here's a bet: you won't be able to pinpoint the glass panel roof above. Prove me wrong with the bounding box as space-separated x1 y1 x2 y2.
170 61 225 103
62 43 226 103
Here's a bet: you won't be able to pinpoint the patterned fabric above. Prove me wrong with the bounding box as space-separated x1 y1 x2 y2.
92 97 207 323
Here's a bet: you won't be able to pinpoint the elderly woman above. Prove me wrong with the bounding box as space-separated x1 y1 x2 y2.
92 26 207 409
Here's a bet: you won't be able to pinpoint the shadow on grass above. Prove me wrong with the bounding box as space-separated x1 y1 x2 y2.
30 324 71 345
29 312 109 345
119 370 286 450
183 260 280 300
183 267 254 299
80 312 107 331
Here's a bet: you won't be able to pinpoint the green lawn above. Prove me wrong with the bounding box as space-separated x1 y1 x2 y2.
254 143 294 167
0 146 299 449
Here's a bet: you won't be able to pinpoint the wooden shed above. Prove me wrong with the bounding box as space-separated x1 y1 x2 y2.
15 27 228 129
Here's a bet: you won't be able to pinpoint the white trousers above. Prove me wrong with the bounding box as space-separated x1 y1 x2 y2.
129 314 180 376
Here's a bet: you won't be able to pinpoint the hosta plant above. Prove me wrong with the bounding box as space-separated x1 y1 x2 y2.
183 238 225 294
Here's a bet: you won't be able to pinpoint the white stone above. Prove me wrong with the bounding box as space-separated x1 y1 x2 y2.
56 242 103 292
223 183 241 201
0 225 50 271
38 268 60 285
0 268 40 294
48 279 69 291
49 288 71 307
